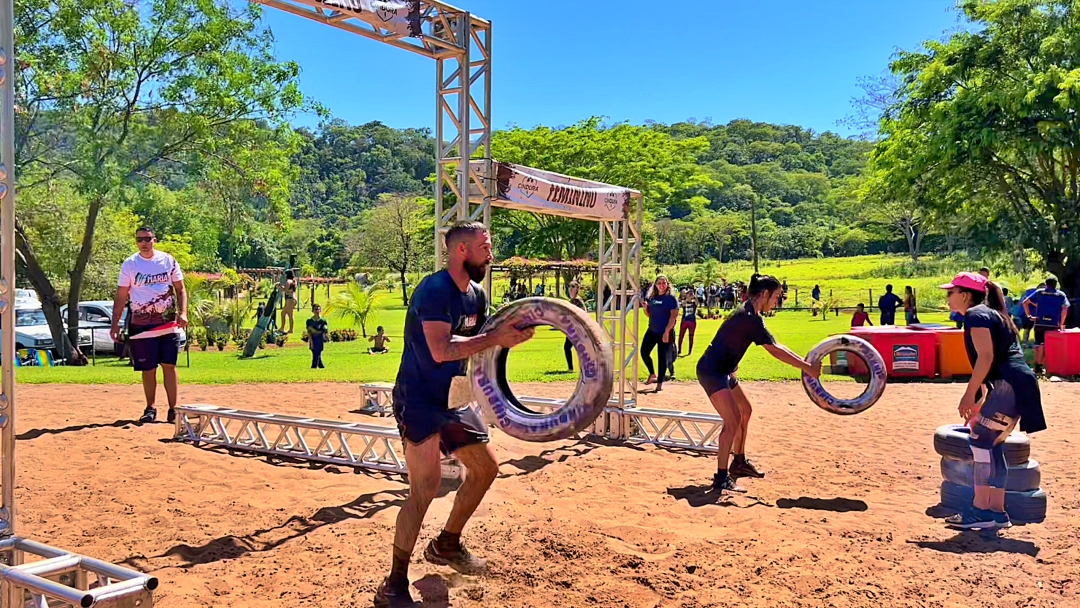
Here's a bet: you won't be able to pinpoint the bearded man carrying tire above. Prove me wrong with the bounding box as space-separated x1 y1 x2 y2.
375 222 534 608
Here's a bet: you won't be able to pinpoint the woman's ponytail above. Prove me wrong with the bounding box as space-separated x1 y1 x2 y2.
748 273 779 297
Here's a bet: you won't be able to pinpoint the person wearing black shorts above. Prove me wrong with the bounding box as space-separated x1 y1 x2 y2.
111 227 188 424
1021 277 1069 374
696 274 821 494
375 222 534 608
940 272 1045 529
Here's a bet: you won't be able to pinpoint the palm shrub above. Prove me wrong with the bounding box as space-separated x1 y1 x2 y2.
326 281 382 338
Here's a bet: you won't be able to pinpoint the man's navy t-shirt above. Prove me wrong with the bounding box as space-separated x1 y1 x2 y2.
646 293 678 334
878 292 902 313
392 270 487 410
1024 288 1070 328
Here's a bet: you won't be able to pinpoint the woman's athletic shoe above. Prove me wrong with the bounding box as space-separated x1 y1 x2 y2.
373 579 418 608
729 458 765 479
712 473 746 494
139 406 156 423
424 539 487 574
945 507 998 530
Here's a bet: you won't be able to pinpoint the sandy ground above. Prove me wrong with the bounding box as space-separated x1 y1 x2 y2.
8 379 1080 607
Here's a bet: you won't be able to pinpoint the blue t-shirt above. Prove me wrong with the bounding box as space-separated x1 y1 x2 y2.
392 270 487 410
646 293 678 335
878 292 903 313
1023 288 1070 328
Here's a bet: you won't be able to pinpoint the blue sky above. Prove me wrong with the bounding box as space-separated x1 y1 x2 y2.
259 0 964 136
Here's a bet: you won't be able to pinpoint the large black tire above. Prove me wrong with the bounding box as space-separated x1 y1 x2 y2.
933 424 1030 466
939 481 1047 523
470 298 613 442
939 457 1041 493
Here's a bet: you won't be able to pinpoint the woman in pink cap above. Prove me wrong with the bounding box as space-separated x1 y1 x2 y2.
940 271 1045 530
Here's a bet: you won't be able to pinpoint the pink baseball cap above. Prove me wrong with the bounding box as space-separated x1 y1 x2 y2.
940 272 988 292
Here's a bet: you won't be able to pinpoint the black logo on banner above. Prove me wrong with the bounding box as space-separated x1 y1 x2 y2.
603 192 621 211
547 184 597 209
518 176 540 199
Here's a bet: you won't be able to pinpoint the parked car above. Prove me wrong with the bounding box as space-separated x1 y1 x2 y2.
7 307 93 358
61 301 187 355
15 289 39 308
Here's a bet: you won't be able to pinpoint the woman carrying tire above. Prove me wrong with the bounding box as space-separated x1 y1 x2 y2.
939 272 1046 530
697 274 821 494
641 275 679 391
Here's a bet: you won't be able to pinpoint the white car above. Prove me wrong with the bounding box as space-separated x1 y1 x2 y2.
14 288 39 308
10 307 92 356
62 301 187 355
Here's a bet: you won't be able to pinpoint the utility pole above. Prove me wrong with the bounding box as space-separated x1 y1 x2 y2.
751 192 760 274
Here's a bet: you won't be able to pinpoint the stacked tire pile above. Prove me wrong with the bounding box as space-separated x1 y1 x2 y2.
934 424 1047 523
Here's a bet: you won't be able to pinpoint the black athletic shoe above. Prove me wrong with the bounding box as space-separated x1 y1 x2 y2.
712 473 747 494
729 458 765 479
424 539 487 574
166 408 176 424
373 578 418 608
139 406 156 423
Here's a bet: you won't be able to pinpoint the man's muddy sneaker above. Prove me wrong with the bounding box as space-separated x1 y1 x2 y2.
945 507 998 530
166 408 177 424
373 578 418 608
424 539 487 574
729 457 765 479
139 406 157 423
713 473 747 494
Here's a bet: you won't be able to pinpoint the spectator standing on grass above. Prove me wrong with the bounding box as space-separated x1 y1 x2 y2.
642 275 679 391
1022 277 1070 374
306 304 328 369
904 286 920 325
563 283 587 371
678 288 699 356
111 226 188 424
812 285 821 303
877 284 903 326
282 270 298 334
1017 283 1042 345
851 303 872 328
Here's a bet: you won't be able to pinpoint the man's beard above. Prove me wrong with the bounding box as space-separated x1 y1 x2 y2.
464 259 488 283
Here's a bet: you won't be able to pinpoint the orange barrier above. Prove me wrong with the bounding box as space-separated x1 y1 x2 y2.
934 329 973 379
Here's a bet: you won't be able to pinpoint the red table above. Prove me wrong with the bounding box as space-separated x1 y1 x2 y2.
1045 329 1080 377
845 326 938 379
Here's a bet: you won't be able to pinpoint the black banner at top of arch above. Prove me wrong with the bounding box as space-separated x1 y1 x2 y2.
321 0 422 38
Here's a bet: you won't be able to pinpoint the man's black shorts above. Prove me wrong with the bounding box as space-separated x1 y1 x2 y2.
129 333 181 372
394 402 489 456
1034 327 1051 345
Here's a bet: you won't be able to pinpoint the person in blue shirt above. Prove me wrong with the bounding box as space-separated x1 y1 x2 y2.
877 284 903 325
376 222 534 608
642 275 679 392
1022 277 1070 374
940 272 1045 530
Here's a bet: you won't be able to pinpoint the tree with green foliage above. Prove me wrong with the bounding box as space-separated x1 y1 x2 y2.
878 0 1080 294
347 195 431 306
14 0 306 357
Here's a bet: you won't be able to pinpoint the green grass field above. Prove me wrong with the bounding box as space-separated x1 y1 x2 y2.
17 253 1026 386
15 300 952 386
